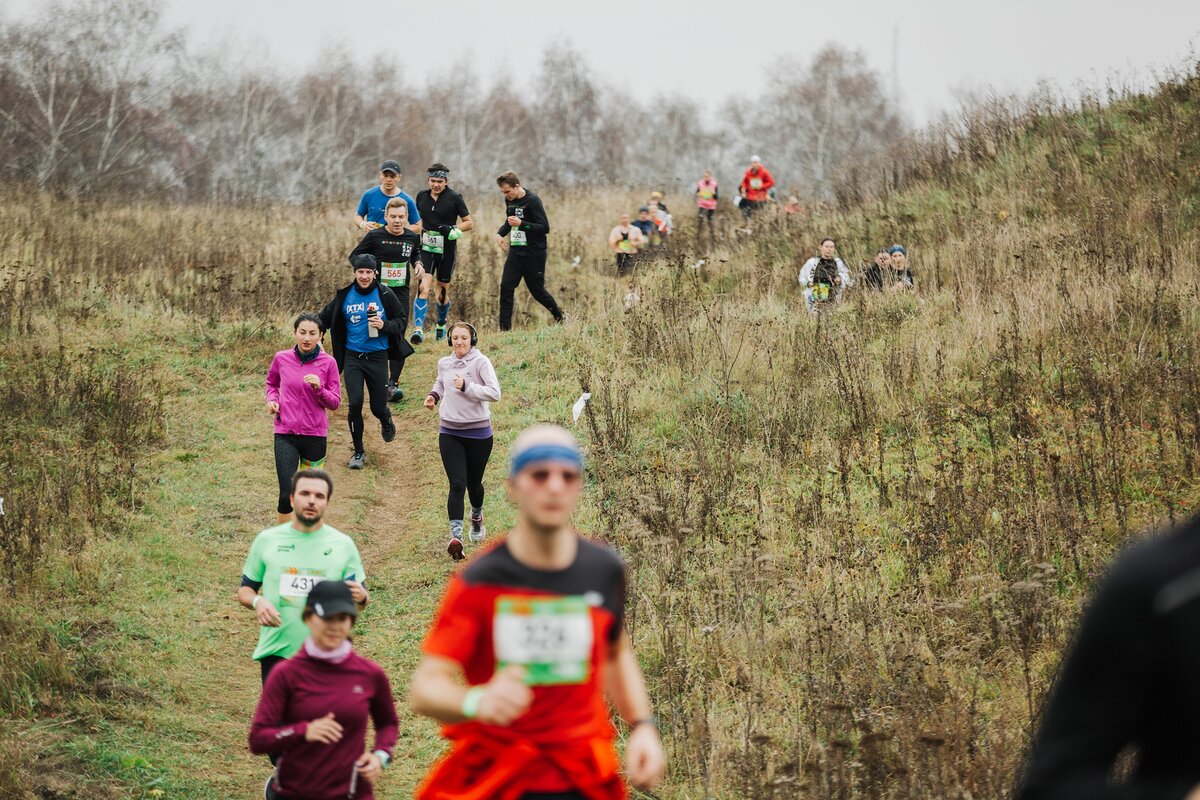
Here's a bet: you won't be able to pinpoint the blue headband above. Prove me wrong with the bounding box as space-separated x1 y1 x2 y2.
510 443 583 477
888 245 906 255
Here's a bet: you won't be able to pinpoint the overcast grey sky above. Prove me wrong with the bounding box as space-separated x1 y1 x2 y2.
5 0 1199 124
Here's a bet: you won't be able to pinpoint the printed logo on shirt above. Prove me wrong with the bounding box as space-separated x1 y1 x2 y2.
346 300 366 325
353 685 364 694
276 544 296 553
324 548 333 556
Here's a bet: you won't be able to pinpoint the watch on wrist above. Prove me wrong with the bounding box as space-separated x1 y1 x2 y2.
631 716 659 731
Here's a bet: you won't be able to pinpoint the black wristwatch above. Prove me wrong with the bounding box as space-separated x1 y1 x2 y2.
631 717 659 731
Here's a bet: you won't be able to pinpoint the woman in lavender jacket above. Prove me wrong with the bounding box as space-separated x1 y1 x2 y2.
266 313 341 523
423 321 501 561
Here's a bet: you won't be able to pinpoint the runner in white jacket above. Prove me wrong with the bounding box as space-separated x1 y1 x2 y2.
799 237 853 312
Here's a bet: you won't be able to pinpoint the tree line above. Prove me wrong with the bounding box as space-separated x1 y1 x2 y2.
0 0 909 204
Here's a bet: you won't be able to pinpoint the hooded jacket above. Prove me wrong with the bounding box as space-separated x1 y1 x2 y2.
429 347 501 430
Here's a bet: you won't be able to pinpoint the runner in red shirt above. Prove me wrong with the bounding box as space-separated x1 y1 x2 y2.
409 424 666 800
738 155 775 222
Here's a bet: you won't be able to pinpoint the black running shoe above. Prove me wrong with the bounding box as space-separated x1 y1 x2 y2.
381 415 396 443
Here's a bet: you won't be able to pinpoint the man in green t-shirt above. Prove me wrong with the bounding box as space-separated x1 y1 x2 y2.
235 468 368 685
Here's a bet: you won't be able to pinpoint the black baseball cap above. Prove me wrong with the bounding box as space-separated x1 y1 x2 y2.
379 160 401 175
306 580 358 619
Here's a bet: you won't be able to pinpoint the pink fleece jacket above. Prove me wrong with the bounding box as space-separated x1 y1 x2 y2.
265 348 341 437
428 348 501 430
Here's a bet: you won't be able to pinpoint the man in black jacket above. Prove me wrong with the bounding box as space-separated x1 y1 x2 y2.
1016 512 1200 799
318 254 409 469
493 171 564 331
348 197 423 401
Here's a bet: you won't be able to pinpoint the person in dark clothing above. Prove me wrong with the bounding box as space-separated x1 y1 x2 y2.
250 579 398 800
1016 513 1200 800
493 171 564 331
348 197 424 402
865 244 915 290
318 255 410 469
414 163 474 343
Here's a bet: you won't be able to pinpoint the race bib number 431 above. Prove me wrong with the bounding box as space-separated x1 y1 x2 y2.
494 595 593 685
279 568 326 600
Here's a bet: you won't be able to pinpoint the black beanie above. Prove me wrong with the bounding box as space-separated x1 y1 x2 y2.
350 253 377 271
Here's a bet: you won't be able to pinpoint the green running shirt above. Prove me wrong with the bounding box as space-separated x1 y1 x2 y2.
241 523 366 660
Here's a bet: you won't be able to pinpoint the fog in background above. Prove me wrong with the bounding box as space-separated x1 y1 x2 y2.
1 0 1197 203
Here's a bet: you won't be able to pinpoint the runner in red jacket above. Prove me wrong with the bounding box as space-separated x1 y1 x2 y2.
738 155 775 220
409 424 666 800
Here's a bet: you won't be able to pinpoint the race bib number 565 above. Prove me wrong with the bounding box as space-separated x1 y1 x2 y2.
494 595 593 685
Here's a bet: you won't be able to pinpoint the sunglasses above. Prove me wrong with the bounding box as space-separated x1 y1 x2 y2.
527 467 581 485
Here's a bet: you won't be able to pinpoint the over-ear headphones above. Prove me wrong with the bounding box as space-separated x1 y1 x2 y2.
447 321 478 348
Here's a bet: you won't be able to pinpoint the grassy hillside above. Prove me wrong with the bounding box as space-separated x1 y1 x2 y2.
2 63 1199 798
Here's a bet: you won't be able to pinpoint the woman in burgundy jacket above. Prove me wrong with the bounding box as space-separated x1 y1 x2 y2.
250 580 398 799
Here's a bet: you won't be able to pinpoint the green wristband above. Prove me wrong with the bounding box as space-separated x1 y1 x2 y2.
461 686 485 720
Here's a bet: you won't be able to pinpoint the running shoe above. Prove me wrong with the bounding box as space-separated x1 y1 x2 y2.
435 324 446 341
410 328 424 345
447 533 464 561
347 451 366 470
386 382 404 403
381 415 396 443
469 513 486 544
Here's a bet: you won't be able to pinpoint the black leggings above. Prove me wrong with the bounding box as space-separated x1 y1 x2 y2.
273 434 326 514
439 433 493 521
499 251 562 331
344 350 391 452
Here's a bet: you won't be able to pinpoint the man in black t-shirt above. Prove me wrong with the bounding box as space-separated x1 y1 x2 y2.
348 197 422 402
413 163 474 343
493 171 564 332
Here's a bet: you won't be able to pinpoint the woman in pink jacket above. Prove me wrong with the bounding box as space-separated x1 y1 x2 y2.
266 313 341 522
423 321 501 561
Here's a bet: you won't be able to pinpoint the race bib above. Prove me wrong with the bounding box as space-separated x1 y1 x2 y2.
750 178 763 190
699 189 714 200
618 239 633 254
278 568 326 600
494 595 593 686
421 231 444 254
380 261 407 287
298 457 325 470
813 283 831 302
510 229 528 247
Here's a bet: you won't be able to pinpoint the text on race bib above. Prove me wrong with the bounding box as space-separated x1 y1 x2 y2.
380 262 407 287
699 189 715 200
749 178 763 190
509 229 528 246
494 595 593 686
278 568 327 600
618 239 634 253
421 231 445 254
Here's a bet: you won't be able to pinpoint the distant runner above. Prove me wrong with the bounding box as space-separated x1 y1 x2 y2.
798 237 853 312
414 163 474 343
632 206 655 244
887 244 915 289
608 212 646 276
319 255 406 469
250 580 397 800
695 170 719 250
424 321 501 561
646 199 672 253
265 313 341 524
410 424 666 800
738 155 774 222
348 197 424 402
494 171 565 331
237 468 368 776
354 160 420 234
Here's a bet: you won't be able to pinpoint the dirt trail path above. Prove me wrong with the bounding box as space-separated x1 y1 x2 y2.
130 344 453 798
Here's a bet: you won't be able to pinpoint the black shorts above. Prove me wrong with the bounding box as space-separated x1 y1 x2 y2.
697 207 715 221
423 242 457 283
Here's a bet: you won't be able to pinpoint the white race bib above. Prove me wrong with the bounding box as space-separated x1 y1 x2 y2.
750 178 763 190
380 262 407 287
494 595 593 685
510 229 528 247
279 571 325 599
421 231 445 254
